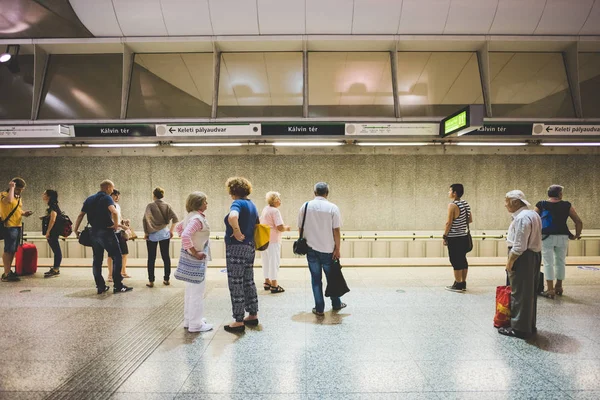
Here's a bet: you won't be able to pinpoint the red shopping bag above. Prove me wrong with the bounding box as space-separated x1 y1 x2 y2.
494 285 511 328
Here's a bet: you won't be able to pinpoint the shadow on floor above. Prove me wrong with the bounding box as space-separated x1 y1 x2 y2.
65 290 112 299
527 331 581 353
291 311 351 325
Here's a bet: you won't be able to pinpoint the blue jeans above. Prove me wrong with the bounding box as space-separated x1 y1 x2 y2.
307 249 341 313
47 235 62 269
91 229 122 289
3 227 20 253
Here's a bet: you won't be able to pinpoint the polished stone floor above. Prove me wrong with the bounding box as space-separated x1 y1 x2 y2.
0 264 599 399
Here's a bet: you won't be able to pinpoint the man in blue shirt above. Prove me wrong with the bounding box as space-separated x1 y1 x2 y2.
74 180 133 294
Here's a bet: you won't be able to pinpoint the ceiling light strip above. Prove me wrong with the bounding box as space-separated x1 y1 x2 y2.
357 142 433 146
0 144 61 149
171 143 243 147
87 143 159 148
540 143 600 147
455 142 527 146
271 142 343 147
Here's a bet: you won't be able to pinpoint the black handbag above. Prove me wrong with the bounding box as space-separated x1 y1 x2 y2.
325 259 350 298
466 210 473 253
293 202 310 255
0 197 20 238
78 223 93 247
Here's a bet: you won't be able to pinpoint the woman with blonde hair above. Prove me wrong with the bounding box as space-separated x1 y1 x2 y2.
223 177 260 333
174 192 213 333
260 191 290 293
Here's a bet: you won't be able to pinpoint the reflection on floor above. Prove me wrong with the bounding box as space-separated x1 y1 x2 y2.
0 265 599 399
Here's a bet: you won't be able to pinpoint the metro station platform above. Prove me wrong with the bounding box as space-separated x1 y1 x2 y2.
1 265 599 399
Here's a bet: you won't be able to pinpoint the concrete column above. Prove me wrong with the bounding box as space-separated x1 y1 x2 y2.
120 44 134 119
390 47 400 119
477 41 493 118
211 44 221 120
564 42 583 118
31 44 49 120
303 44 308 118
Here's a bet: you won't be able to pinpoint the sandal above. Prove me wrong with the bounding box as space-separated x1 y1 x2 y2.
107 277 113 283
270 285 285 294
540 290 555 299
555 288 564 296
263 283 271 291
122 274 131 278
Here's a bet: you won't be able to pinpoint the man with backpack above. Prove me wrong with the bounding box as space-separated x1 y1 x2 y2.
1 178 34 282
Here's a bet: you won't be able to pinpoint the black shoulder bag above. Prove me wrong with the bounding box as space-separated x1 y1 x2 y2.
0 197 21 238
466 208 473 253
293 202 310 255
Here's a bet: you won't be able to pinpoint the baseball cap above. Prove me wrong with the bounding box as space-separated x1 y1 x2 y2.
505 190 531 207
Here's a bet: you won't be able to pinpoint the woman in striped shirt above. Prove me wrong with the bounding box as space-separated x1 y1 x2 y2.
443 183 473 292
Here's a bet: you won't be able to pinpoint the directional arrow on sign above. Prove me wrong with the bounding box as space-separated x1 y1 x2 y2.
169 127 175 134
546 126 552 132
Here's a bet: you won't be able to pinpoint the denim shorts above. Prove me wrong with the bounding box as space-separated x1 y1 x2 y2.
3 227 21 253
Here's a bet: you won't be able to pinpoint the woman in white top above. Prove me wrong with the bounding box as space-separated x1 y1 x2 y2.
107 189 130 282
260 192 290 293
174 192 213 333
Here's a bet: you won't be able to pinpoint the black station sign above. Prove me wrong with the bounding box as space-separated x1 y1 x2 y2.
74 124 156 137
465 123 534 136
261 123 345 136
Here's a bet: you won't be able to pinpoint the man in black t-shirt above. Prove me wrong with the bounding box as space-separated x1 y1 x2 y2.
74 180 133 294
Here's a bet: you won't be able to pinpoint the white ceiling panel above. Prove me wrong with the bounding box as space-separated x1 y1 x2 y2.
112 0 167 36
160 0 213 36
398 0 451 34
489 0 545 35
219 52 302 106
535 0 595 35
264 53 303 105
352 0 403 34
309 52 393 105
489 52 569 104
257 0 305 35
306 0 353 34
69 0 122 37
580 0 600 35
136 53 213 103
579 53 600 82
209 0 259 35
443 0 498 34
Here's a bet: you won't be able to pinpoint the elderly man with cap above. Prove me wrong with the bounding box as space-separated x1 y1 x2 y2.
499 190 542 338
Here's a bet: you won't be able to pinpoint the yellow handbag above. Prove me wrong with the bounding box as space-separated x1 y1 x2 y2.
254 223 271 251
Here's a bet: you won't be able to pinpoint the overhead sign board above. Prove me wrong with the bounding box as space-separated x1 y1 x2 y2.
440 105 484 137
261 123 345 136
0 125 71 138
532 124 600 136
345 123 438 136
466 123 534 136
74 124 156 137
156 124 260 136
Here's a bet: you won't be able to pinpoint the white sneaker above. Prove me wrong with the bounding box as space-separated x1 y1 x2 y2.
189 322 213 333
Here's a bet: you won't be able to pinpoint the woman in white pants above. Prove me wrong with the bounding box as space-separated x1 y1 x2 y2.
260 192 290 293
174 192 213 332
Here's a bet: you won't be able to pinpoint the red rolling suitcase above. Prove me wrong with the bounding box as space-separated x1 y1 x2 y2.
15 224 37 276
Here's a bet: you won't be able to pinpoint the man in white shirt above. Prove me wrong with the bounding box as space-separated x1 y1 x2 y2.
499 190 542 339
298 182 345 316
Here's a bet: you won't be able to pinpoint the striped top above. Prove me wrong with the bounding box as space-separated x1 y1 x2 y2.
447 200 471 238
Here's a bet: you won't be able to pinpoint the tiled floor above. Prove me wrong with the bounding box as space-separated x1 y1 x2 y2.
0 264 599 399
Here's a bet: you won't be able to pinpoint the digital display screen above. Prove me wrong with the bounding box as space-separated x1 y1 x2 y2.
444 111 467 135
